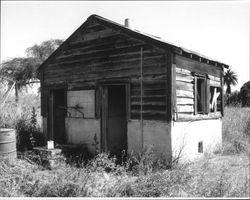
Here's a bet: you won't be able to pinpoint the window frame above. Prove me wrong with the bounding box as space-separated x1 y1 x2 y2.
194 74 209 115
194 73 222 115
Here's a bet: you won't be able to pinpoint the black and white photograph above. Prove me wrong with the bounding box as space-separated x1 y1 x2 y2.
0 0 249 198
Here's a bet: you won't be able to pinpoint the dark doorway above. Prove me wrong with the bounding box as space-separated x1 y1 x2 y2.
53 89 67 144
102 85 127 158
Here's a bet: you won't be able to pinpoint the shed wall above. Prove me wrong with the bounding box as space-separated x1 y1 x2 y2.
65 118 101 154
127 120 172 161
174 54 223 120
171 118 222 162
41 21 170 121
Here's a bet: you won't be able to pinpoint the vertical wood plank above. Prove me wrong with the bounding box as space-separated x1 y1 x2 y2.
101 86 108 152
194 77 197 115
166 51 172 122
171 62 177 120
214 88 218 112
64 89 67 117
49 90 54 140
206 78 210 114
126 82 131 120
95 87 100 119
221 70 224 116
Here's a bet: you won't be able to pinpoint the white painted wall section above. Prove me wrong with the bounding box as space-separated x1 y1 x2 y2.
65 118 100 154
127 120 172 160
171 118 222 161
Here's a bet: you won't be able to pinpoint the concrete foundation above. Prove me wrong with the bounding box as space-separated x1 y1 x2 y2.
65 118 101 154
127 120 172 160
42 115 222 163
171 118 222 161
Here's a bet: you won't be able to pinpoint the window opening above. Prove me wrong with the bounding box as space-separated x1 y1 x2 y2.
198 141 203 153
196 77 206 113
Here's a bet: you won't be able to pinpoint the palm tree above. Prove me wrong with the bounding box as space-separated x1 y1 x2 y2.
224 68 238 94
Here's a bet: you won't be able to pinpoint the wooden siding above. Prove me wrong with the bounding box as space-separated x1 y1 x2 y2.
174 55 223 121
175 55 221 78
41 22 168 120
175 67 195 117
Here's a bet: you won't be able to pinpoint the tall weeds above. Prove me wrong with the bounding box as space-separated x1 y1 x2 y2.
222 107 250 154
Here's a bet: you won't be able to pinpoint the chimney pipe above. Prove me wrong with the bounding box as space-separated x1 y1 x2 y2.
124 18 132 29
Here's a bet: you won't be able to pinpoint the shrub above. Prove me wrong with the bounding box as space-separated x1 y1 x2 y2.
61 146 93 168
239 81 250 107
224 91 241 107
16 107 46 152
87 153 125 174
125 146 171 176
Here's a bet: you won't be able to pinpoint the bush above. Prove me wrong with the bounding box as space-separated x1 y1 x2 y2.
239 81 250 107
16 107 46 152
224 91 241 107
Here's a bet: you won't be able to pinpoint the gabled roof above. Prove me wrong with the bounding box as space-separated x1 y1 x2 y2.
38 14 229 71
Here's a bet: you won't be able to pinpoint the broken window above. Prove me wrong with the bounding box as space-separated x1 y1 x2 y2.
195 75 209 114
196 77 206 113
194 73 222 115
209 87 221 112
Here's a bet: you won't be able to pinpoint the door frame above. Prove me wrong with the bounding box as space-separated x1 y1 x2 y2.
99 80 130 153
48 89 67 143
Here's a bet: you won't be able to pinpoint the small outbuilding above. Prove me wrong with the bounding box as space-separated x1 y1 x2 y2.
38 15 228 161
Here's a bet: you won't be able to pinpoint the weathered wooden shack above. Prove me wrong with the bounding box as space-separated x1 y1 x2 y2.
38 15 228 161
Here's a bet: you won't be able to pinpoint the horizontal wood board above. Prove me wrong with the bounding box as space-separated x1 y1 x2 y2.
174 55 223 121
41 22 169 120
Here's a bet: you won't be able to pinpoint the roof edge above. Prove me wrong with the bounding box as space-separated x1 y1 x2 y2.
38 14 229 72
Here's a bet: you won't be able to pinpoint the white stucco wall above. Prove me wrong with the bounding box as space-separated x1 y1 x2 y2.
127 120 172 161
171 118 222 162
65 118 101 154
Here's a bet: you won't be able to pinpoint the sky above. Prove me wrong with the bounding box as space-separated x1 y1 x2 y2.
1 1 249 91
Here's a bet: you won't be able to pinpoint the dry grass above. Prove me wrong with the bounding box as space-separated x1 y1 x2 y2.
0 91 41 128
1 100 250 197
1 153 249 197
222 107 250 154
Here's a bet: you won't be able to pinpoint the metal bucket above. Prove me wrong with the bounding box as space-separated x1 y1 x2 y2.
0 128 17 159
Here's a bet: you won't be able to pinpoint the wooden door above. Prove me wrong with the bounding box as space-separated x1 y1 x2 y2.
101 85 127 158
53 89 67 144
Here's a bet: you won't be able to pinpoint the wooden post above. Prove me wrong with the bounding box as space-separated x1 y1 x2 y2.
206 78 210 114
140 47 144 151
171 62 177 120
125 83 131 120
221 70 224 116
49 90 54 141
166 51 173 122
101 86 108 152
194 77 197 115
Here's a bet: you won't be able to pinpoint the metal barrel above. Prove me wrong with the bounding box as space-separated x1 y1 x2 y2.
0 128 17 159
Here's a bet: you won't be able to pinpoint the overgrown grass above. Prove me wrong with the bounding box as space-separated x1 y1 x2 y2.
0 91 45 151
1 152 249 197
1 95 249 198
222 107 250 155
0 91 41 128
